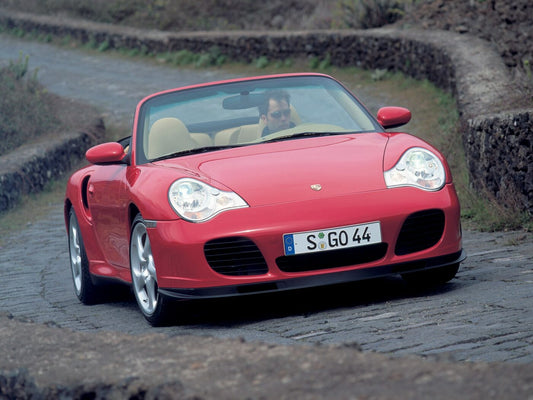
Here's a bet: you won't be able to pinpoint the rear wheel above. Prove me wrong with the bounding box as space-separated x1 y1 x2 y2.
130 214 173 326
401 263 460 286
68 209 100 304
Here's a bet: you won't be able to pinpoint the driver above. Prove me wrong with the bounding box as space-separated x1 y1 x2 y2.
259 90 295 136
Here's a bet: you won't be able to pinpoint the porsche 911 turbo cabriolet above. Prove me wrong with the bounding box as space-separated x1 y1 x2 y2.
65 73 465 325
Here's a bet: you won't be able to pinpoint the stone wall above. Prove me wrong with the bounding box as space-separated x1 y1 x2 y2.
0 124 104 213
466 111 532 211
0 9 531 213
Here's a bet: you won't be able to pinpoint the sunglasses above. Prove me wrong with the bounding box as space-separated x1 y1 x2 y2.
269 109 291 119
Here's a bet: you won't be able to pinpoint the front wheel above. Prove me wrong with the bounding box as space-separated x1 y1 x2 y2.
401 263 460 286
130 214 173 326
68 208 100 304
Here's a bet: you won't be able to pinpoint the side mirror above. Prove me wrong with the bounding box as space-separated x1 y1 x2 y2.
86 142 127 165
377 107 411 129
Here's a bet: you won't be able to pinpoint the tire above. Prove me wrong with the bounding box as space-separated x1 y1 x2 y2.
401 263 460 286
130 214 173 326
68 208 100 304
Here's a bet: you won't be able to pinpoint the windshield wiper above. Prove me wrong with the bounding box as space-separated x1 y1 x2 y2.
261 131 346 143
151 145 241 162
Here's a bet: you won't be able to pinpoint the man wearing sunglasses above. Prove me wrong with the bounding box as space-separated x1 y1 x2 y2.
259 90 294 136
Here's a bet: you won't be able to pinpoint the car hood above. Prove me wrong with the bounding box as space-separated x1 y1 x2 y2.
160 134 389 207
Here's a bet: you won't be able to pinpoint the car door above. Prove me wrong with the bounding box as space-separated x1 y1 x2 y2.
86 163 131 269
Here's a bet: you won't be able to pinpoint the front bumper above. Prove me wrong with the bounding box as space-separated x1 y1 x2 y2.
159 249 466 299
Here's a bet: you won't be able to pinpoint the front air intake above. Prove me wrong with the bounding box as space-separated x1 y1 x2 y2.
204 237 268 276
395 209 445 255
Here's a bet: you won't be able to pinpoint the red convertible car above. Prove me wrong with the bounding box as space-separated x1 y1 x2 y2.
65 73 465 325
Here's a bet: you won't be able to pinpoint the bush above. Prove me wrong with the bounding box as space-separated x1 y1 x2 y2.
0 54 58 156
334 0 412 29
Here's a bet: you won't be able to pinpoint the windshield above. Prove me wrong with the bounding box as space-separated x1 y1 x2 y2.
135 75 379 164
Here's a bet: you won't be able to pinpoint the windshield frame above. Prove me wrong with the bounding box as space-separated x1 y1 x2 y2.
134 74 382 165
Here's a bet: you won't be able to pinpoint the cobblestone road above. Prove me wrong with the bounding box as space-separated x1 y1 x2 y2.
1 35 532 364
1 204 532 363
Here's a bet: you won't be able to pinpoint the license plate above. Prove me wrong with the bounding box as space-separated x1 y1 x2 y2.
283 222 381 255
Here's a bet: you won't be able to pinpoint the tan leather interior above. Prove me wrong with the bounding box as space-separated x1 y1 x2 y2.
214 105 302 145
214 126 240 146
147 105 302 156
147 117 199 159
191 133 213 147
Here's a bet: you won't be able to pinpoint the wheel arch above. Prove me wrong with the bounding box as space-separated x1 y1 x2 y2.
64 199 73 230
128 203 141 229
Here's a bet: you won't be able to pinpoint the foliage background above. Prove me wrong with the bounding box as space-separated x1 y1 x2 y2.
0 54 57 155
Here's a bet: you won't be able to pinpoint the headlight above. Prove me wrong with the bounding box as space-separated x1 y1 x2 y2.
168 178 248 222
384 147 445 191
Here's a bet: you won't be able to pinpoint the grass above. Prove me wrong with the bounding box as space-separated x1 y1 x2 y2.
0 26 530 237
0 53 58 156
0 178 69 246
